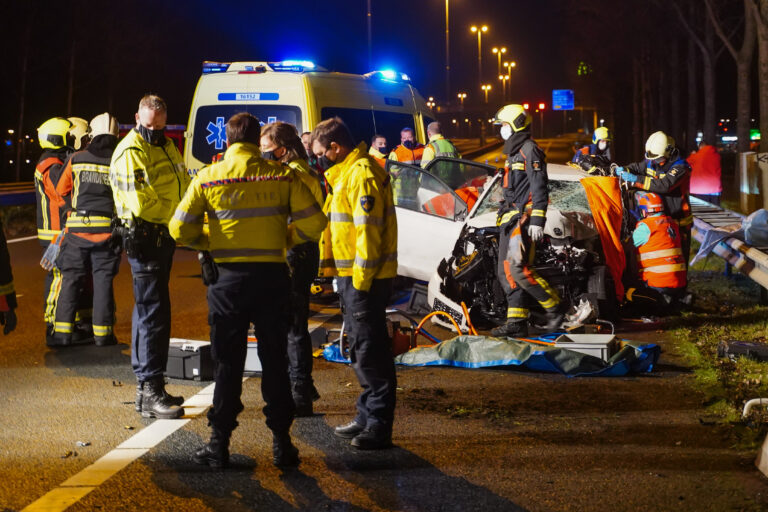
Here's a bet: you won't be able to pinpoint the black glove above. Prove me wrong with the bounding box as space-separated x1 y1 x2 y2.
198 251 218 286
0 309 17 335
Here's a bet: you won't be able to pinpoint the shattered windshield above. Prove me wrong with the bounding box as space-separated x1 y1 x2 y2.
472 177 592 218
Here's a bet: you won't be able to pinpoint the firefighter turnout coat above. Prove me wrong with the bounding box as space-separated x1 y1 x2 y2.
168 142 327 263
35 148 72 244
498 137 549 228
319 142 398 292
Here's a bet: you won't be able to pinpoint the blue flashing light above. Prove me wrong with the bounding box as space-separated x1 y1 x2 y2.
202 62 230 74
281 60 315 69
4 140 11 147
380 69 397 80
270 60 316 72
400 73 410 82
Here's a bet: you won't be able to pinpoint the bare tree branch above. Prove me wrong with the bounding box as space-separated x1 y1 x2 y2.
705 0 738 58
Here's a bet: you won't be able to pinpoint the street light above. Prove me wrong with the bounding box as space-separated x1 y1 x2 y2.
445 0 451 103
538 102 546 138
457 92 467 110
498 74 509 102
492 46 507 76
481 84 492 104
470 25 488 90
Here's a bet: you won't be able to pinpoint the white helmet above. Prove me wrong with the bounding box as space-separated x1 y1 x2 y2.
645 131 674 161
89 113 119 138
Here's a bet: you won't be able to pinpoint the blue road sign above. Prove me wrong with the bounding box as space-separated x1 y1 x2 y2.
552 89 575 110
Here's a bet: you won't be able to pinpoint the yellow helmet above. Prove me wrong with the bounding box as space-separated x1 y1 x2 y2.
494 104 531 132
67 117 90 150
645 130 674 160
592 126 611 144
89 113 119 138
37 117 73 150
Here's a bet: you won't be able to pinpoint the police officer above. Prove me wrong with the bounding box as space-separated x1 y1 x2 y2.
260 121 324 416
110 94 190 419
52 113 121 346
420 121 460 168
492 104 564 338
170 113 327 468
388 127 424 209
616 131 692 262
35 118 74 346
311 117 398 450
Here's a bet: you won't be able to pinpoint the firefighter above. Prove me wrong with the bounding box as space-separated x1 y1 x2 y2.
52 113 121 346
491 104 564 338
0 217 17 336
311 117 398 450
631 191 687 305
260 121 324 417
110 94 191 420
170 113 327 469
388 127 424 209
420 121 460 168
67 117 90 151
572 126 612 163
35 117 74 345
616 131 692 263
368 134 388 168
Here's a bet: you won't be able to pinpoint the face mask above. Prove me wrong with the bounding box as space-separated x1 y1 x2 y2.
500 125 513 140
403 140 415 150
262 150 276 161
598 140 608 151
137 124 166 146
317 155 334 170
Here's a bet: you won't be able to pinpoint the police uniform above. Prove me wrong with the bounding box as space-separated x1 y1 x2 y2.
110 127 190 418
53 134 121 345
625 150 692 262
285 158 324 412
496 135 561 328
169 140 327 464
321 142 398 447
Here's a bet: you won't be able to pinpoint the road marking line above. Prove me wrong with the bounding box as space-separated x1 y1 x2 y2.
21 316 338 511
8 235 38 244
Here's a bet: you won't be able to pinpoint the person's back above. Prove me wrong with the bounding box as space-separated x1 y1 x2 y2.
421 122 460 169
687 143 722 204
633 193 686 293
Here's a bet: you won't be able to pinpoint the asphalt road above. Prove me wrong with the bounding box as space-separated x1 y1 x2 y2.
2 137 768 510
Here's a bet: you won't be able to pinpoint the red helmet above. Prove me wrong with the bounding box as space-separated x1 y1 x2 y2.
637 192 664 214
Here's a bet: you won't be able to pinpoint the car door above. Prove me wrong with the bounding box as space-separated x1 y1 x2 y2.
385 160 468 281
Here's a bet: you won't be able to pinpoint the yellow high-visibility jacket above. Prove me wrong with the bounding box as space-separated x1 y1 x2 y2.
169 142 327 263
287 158 324 207
320 142 398 291
109 129 190 225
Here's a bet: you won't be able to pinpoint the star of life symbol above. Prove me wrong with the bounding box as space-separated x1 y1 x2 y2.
206 117 226 150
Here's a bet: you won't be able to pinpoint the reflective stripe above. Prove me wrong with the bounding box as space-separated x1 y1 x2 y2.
354 215 384 226
531 209 546 217
295 227 313 242
66 217 112 228
210 248 284 258
354 252 397 269
0 282 14 295
329 212 353 223
54 321 73 334
291 203 322 220
643 263 686 273
539 297 560 310
319 258 336 269
93 324 113 336
209 205 288 220
499 210 520 225
507 307 528 319
44 267 62 324
643 176 652 190
334 258 354 268
639 248 682 261
510 163 525 171
38 229 60 241
110 176 137 192
173 209 202 224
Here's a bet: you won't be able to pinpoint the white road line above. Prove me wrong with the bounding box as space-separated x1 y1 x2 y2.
8 235 38 244
21 312 339 512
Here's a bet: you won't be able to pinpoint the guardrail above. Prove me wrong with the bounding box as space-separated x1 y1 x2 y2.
0 182 35 206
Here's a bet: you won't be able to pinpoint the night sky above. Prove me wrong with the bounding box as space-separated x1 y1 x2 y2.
0 0 741 135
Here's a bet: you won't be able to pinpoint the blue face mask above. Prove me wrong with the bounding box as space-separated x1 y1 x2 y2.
403 140 415 150
137 124 166 146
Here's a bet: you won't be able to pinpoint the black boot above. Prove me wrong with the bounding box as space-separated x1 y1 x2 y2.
272 432 299 468
540 306 565 332
292 385 314 417
46 325 71 347
491 321 528 338
194 429 230 469
95 334 117 347
135 379 184 413
71 324 95 345
351 425 392 450
141 377 185 419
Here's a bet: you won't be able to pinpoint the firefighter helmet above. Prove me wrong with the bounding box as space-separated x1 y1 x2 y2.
493 104 531 132
645 131 674 161
637 192 664 215
89 113 119 138
67 117 90 150
592 126 611 144
37 117 73 150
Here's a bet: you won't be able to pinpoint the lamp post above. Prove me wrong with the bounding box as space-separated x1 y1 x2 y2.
445 0 450 104
538 102 546 138
470 25 488 92
498 74 509 102
481 84 492 104
457 92 467 111
503 61 516 100
492 46 507 76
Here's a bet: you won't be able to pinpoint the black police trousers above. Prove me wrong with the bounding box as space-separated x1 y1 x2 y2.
207 262 294 436
286 242 319 400
337 276 396 432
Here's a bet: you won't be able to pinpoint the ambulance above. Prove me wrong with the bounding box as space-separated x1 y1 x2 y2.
183 60 435 173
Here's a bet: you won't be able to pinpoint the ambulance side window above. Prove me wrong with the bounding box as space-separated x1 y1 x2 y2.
373 111 418 147
320 107 376 146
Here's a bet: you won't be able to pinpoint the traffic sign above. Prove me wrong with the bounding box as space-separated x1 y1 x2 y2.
552 89 574 110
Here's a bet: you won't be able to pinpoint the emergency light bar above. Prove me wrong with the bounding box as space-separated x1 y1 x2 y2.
365 70 411 83
202 60 319 74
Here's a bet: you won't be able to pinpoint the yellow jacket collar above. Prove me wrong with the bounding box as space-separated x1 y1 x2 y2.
369 147 386 159
428 134 445 143
325 142 368 188
224 141 261 159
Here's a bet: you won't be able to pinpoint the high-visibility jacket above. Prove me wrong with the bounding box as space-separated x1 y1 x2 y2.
319 142 398 291
368 147 388 169
626 150 692 227
687 144 722 195
636 214 686 289
109 128 190 226
169 142 327 263
420 135 460 168
35 148 71 244
56 135 117 243
287 158 324 208
389 143 424 165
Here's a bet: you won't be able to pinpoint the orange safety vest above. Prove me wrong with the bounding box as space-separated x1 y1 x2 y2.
391 144 424 165
637 215 687 289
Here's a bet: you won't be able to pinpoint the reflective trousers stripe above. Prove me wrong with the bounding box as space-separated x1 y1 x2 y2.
507 307 528 319
93 324 113 336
